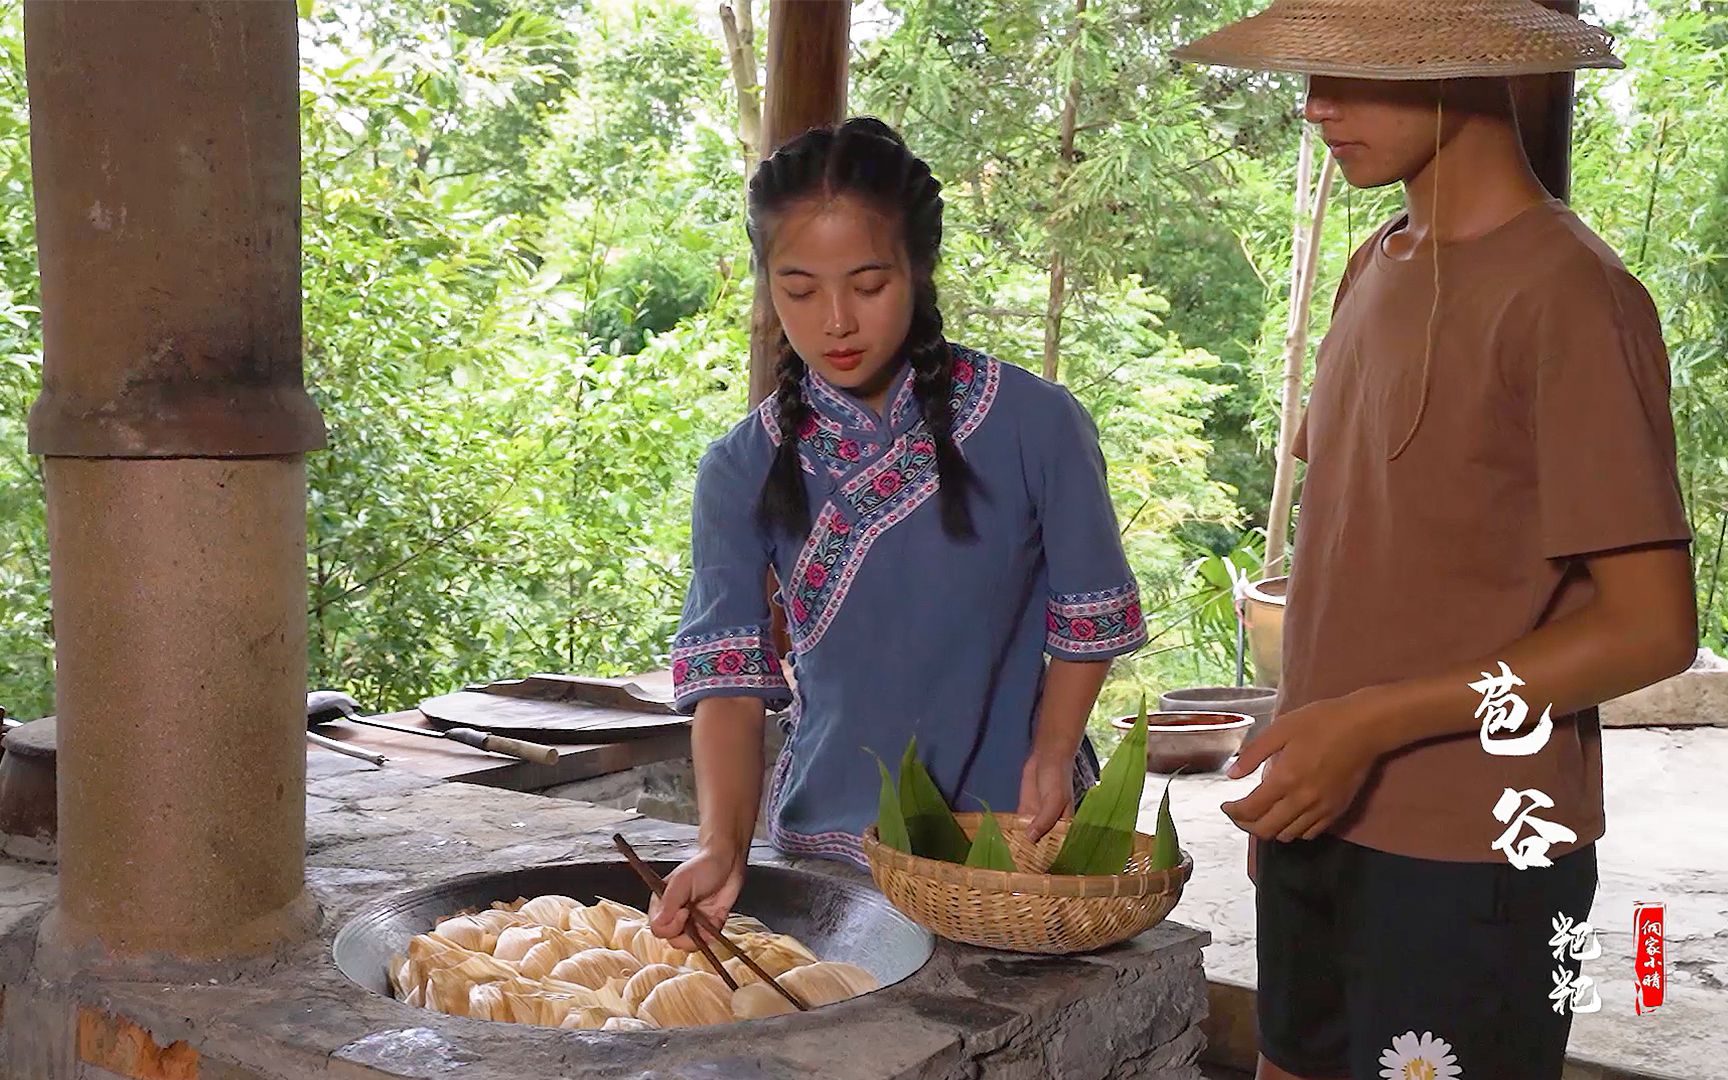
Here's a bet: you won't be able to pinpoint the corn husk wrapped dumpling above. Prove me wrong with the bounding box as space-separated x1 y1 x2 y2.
621 963 683 1014
623 924 688 969
724 913 772 936
777 961 879 1008
638 970 734 1028
747 933 818 978
574 897 648 944
519 894 582 927
431 915 494 953
518 927 605 980
731 981 798 1020
547 947 642 989
468 909 537 935
601 1015 656 1032
559 1005 625 1030
468 981 506 1021
493 924 552 963
426 966 487 1017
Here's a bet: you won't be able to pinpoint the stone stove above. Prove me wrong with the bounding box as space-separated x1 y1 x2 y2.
0 753 1210 1079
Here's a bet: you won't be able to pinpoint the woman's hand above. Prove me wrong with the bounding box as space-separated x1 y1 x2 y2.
648 843 746 952
1017 748 1075 844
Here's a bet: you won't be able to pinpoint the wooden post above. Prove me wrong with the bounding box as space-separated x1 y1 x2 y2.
1520 0 1580 202
750 1 849 665
747 0 850 408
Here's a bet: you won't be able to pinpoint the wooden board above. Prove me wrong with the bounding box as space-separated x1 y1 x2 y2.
307 710 689 792
417 671 689 744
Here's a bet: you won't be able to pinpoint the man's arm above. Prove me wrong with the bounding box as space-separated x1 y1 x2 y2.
1224 543 1696 842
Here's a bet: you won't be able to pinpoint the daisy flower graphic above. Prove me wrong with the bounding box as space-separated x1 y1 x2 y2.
1378 1030 1461 1080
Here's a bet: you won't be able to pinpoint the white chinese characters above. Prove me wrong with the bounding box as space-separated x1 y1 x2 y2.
1471 661 1555 757
1491 788 1578 870
1548 911 1602 1015
1549 913 1601 961
1550 967 1602 1015
1473 662 1571 869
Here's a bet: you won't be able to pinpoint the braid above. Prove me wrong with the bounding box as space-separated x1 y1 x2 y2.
907 293 977 539
756 332 813 536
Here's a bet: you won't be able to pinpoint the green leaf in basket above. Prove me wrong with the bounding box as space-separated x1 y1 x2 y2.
899 736 971 864
1046 694 1149 876
873 752 911 854
963 803 1018 872
1151 776 1180 871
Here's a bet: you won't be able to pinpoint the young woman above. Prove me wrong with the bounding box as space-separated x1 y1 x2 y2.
1175 4 1696 1079
648 118 1147 947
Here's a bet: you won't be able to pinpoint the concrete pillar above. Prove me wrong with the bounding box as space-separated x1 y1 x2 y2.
23 0 325 968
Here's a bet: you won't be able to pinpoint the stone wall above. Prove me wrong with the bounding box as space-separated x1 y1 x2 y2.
1600 648 1728 729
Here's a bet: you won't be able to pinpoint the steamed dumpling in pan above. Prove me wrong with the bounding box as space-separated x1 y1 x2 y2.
621 963 683 1014
777 961 879 1008
518 894 582 928
493 924 551 963
637 970 733 1029
547 947 642 989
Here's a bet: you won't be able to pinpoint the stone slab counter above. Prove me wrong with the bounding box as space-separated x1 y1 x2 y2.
0 754 1210 1080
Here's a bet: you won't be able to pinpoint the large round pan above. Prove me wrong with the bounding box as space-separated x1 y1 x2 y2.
333 860 934 1000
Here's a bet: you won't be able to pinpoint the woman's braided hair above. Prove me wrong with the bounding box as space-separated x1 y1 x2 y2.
746 117 976 540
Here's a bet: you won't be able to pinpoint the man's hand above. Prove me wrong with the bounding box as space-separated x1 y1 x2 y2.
1221 690 1387 842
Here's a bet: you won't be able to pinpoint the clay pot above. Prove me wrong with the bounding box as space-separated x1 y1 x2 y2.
1159 686 1277 743
1241 576 1288 689
1112 711 1254 775
0 717 57 863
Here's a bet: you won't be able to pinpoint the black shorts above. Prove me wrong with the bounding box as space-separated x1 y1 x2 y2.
1256 834 1598 1079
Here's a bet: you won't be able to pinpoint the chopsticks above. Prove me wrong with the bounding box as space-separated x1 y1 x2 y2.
611 833 809 1012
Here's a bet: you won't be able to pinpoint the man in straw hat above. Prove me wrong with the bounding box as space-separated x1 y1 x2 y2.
1174 3 1698 1078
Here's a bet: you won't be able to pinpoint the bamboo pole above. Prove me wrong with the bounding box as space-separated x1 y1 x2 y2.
1264 142 1336 577
1041 0 1088 383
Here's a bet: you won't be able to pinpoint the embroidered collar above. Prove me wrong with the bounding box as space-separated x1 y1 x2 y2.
757 346 998 478
802 364 915 435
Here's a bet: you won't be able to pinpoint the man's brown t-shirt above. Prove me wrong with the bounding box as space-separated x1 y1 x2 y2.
1283 199 1691 863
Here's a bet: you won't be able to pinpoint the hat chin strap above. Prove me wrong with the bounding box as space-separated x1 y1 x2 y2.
1389 97 1444 463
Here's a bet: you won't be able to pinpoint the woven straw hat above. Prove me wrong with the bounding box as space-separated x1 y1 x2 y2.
1173 0 1624 80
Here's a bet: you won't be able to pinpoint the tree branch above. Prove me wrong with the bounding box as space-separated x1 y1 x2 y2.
720 1 762 167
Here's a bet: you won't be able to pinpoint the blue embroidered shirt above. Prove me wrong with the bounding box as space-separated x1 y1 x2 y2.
671 347 1147 866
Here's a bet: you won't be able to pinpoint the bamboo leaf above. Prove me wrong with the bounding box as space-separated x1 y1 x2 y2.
899 736 971 864
963 803 1018 872
873 753 911 854
1151 776 1180 871
1047 696 1149 875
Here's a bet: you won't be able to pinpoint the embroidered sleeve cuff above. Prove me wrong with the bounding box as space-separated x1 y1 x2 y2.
1045 585 1148 660
671 626 792 714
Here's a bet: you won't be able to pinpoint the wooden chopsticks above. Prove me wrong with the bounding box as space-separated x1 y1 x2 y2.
611 833 809 1012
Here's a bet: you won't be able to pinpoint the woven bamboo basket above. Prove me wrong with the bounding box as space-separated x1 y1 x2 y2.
861 812 1191 955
